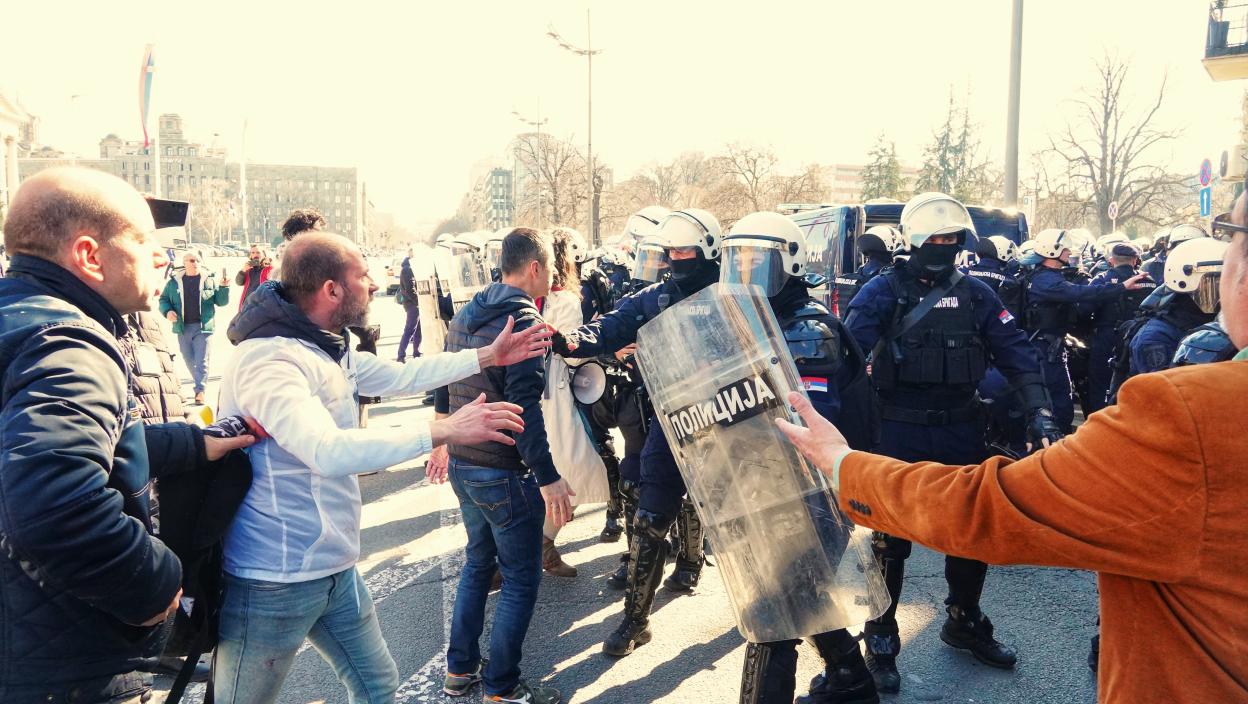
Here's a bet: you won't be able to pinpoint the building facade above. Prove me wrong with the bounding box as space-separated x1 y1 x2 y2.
823 162 921 204
485 167 514 230
17 113 360 245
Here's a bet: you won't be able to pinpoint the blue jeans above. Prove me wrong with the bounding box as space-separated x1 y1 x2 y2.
214 568 398 704
398 303 421 360
177 322 211 394
447 459 544 696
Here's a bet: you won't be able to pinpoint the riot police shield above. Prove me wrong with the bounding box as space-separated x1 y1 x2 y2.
634 283 887 642
418 249 453 355
448 250 487 313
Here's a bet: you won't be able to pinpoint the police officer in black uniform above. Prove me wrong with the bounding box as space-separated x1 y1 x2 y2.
552 209 722 656
844 192 1064 694
1085 243 1157 414
720 212 880 704
832 225 900 316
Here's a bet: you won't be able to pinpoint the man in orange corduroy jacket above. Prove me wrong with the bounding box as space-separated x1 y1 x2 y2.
778 190 1248 704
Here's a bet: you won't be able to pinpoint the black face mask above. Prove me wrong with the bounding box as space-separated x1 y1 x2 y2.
670 255 719 294
907 243 960 280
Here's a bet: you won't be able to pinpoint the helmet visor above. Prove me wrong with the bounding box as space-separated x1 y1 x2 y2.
904 200 975 246
1195 271 1222 314
633 244 669 283
721 240 787 297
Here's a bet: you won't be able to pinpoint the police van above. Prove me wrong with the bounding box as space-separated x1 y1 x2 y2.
783 201 1030 315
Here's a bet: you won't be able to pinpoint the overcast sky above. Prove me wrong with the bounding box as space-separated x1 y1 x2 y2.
2 0 1241 229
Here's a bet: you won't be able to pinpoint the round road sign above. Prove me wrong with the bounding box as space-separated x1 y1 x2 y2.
1200 158 1213 187
1108 201 1119 221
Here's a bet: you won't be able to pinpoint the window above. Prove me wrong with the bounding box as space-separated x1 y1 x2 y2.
145 175 151 186
121 162 127 172
144 161 150 171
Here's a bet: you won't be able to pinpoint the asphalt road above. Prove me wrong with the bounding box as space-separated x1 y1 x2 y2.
153 289 1100 704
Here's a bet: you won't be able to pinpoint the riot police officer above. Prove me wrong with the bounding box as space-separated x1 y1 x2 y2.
552 209 723 656
844 192 1064 694
967 235 1016 293
1085 243 1157 414
1130 238 1228 375
1143 224 1206 285
1172 319 1238 366
832 225 901 313
1022 229 1149 432
722 212 879 704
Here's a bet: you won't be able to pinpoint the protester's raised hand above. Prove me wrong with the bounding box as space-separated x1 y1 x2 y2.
775 391 850 474
482 316 554 367
433 393 525 447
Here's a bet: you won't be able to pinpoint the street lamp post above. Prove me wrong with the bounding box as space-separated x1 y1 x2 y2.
1004 0 1024 207
512 110 548 228
548 10 603 246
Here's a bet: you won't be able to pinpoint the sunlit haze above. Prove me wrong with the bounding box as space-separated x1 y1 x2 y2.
1 0 1239 231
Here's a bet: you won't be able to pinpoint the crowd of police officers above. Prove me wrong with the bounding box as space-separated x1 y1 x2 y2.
417 189 1232 704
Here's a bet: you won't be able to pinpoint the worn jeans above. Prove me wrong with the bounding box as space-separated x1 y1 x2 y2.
447 459 544 696
398 303 422 360
214 568 398 704
177 322 211 394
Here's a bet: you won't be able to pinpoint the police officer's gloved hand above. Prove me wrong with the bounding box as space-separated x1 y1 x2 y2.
551 332 573 357
1025 409 1063 451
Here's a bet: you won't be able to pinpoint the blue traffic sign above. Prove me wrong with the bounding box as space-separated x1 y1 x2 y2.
1200 186 1212 217
1200 159 1213 187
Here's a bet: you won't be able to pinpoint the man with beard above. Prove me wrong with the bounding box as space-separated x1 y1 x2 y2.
214 232 553 704
552 208 723 657
842 192 1063 694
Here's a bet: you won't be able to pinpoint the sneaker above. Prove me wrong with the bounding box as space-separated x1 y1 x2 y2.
483 680 561 703
444 660 486 697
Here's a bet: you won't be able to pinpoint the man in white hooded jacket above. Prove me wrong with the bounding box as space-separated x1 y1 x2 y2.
214 232 552 704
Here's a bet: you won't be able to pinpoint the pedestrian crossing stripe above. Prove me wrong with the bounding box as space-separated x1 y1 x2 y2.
802 376 829 393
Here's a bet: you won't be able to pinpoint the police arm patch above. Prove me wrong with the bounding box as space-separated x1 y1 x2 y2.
801 376 829 393
998 309 1015 324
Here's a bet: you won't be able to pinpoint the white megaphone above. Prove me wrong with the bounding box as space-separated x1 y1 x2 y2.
570 361 607 405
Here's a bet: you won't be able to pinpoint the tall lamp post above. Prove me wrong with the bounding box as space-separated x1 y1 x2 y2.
547 10 603 245
1004 0 1024 207
512 110 548 228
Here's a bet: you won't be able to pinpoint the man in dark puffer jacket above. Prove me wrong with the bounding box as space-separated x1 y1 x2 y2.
431 228 573 704
0 169 252 704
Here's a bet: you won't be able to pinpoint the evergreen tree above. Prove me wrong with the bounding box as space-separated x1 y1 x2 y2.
860 133 905 201
916 91 994 203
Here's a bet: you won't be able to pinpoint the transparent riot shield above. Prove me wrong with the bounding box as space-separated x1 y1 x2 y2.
448 250 487 313
634 283 887 643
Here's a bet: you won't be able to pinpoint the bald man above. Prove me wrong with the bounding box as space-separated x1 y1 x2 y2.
0 168 254 704
213 231 552 704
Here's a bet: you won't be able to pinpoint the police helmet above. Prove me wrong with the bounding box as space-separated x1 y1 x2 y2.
1165 238 1228 314
632 236 669 284
1167 223 1208 249
623 205 671 244
656 208 722 260
861 225 904 255
1096 232 1129 250
1018 240 1037 255
719 211 805 296
987 235 1020 262
899 192 976 250
1033 229 1074 259
435 233 456 249
550 226 588 263
1172 320 1237 366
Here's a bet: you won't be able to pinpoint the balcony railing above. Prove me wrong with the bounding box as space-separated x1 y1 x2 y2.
1207 2 1248 58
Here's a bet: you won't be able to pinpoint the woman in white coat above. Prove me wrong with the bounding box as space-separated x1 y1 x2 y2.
539 228 610 577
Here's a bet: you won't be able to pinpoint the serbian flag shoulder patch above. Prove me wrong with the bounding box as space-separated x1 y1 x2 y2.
802 376 829 393
998 309 1015 324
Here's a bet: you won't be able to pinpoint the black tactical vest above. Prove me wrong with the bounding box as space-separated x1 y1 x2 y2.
780 299 876 451
871 273 988 402
1022 269 1079 333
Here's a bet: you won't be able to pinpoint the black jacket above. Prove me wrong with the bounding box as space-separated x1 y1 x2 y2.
398 257 419 307
437 283 560 486
0 255 185 698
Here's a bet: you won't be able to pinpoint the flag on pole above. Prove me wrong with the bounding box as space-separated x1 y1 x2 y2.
139 44 155 148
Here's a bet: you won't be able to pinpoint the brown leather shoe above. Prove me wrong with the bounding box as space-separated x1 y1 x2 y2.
194 391 205 405
542 537 578 578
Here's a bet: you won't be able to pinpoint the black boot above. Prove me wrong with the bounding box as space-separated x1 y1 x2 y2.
940 605 1017 669
663 499 703 592
605 479 638 590
603 511 669 657
862 623 901 694
605 556 629 590
795 630 879 704
599 453 624 543
1087 633 1100 674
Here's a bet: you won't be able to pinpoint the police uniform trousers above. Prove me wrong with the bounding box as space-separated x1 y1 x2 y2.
638 424 686 523
741 630 861 704
871 417 990 628
1084 326 1117 416
1030 337 1075 432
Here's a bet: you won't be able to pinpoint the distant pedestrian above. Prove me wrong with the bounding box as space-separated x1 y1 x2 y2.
397 248 422 361
160 252 231 404
234 243 272 309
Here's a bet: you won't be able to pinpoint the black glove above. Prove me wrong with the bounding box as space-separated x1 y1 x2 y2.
203 415 259 439
551 332 573 358
1025 409 1063 451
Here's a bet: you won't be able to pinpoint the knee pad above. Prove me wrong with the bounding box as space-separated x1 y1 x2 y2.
634 509 674 541
620 478 641 503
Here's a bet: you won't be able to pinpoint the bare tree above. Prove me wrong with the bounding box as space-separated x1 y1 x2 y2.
511 132 586 227
722 143 779 212
1048 54 1186 234
769 163 827 207
177 178 236 244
